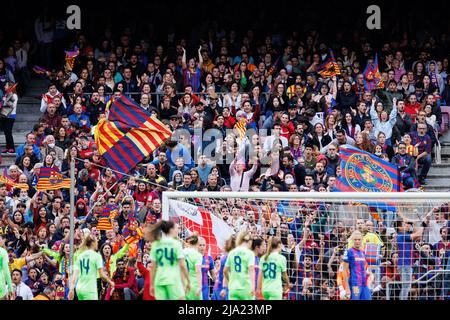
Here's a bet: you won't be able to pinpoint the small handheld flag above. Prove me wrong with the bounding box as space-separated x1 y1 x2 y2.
32 66 50 76
122 222 144 244
234 117 247 141
266 56 280 78
317 50 341 79
65 48 79 71
363 54 384 91
97 204 119 231
0 175 29 191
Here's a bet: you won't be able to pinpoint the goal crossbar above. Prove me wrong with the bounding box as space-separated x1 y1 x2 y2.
162 191 450 218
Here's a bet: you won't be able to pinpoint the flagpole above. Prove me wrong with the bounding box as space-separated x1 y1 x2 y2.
85 181 119 216
69 159 75 280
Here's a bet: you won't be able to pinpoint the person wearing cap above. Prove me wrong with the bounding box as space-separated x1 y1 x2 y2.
168 170 183 190
168 114 181 131
8 246 44 272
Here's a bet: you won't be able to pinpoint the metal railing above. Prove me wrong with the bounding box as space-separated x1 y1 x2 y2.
65 91 273 107
386 269 450 300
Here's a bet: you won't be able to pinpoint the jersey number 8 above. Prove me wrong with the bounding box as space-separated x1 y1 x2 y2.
234 256 242 272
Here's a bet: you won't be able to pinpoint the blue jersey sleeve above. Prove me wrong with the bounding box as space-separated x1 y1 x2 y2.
343 248 352 263
208 256 214 271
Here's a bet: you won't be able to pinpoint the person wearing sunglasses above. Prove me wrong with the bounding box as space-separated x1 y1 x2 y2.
391 141 418 190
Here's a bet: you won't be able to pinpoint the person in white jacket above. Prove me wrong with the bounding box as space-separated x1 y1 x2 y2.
1 82 18 153
40 83 67 113
11 269 34 300
370 97 398 146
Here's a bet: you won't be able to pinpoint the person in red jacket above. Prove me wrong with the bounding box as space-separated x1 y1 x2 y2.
78 136 95 159
280 113 295 140
222 107 237 129
404 94 421 123
136 250 154 300
106 258 139 300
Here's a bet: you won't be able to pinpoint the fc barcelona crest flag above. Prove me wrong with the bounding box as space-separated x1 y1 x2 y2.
37 167 71 191
335 145 400 192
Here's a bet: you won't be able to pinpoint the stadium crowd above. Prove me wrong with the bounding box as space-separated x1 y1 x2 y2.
0 22 450 300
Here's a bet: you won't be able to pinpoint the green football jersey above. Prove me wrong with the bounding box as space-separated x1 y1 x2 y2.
259 252 287 294
0 247 12 298
74 249 104 295
183 247 203 289
150 237 184 286
225 246 255 291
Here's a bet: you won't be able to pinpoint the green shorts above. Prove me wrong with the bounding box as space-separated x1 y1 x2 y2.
263 290 282 300
229 289 254 300
76 290 99 300
155 282 185 300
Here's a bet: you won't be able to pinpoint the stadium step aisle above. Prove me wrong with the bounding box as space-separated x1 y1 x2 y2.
0 78 48 169
426 130 450 192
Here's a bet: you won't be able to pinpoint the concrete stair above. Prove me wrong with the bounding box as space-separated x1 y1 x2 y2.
426 131 450 192
0 79 48 169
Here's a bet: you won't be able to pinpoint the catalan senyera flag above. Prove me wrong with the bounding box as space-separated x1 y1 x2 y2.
234 117 247 140
317 50 341 78
363 54 384 91
0 175 29 191
36 167 71 191
97 204 119 231
95 95 172 178
65 48 79 71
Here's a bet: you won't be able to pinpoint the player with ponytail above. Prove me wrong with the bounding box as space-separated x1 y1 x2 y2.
221 231 255 300
183 232 203 300
69 234 115 300
257 237 290 300
146 220 190 300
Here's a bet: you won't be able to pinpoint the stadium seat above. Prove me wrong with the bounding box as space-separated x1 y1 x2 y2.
441 106 450 132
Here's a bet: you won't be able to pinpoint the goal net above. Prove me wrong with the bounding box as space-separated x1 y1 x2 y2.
162 191 450 301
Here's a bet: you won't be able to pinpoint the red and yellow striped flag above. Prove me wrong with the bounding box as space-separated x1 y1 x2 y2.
36 167 71 191
317 50 341 79
234 118 247 140
94 95 172 178
0 175 29 191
